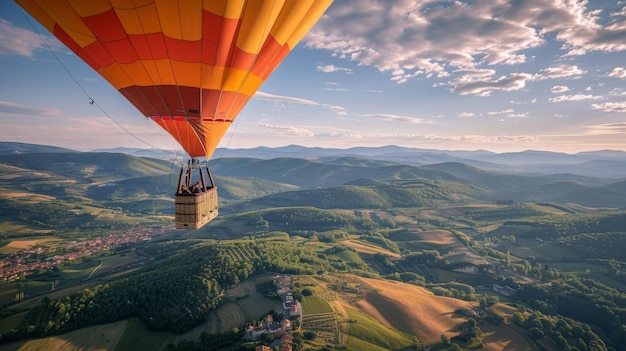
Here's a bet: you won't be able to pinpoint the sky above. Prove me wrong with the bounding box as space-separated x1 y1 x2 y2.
1 0 626 155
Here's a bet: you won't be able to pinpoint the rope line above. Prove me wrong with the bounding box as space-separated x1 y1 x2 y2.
19 5 175 156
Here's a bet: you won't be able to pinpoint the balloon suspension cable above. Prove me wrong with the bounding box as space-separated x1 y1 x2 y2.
19 6 175 156
211 111 242 163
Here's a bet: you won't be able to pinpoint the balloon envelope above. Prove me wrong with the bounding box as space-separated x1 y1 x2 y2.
17 0 333 159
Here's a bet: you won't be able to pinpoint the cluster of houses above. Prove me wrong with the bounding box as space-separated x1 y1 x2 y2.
0 225 171 282
247 274 303 351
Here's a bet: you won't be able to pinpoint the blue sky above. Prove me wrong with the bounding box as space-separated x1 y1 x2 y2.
1 0 626 154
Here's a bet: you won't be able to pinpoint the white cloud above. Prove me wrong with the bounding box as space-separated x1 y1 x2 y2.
609 67 626 78
317 64 353 74
549 94 604 102
258 123 315 137
449 72 531 96
254 92 318 105
0 101 62 116
458 112 475 118
591 102 626 112
444 63 588 96
510 99 537 104
360 113 427 124
254 91 347 115
305 0 622 85
586 122 626 133
550 85 570 93
609 88 626 96
0 19 63 57
506 112 529 118
533 65 585 80
488 109 515 115
420 134 539 143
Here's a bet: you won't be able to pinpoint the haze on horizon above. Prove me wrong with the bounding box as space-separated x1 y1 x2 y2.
1 0 626 155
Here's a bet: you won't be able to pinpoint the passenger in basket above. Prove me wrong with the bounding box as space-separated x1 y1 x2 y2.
191 181 202 193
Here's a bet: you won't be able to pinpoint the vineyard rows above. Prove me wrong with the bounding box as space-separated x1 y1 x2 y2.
225 278 257 299
225 245 257 262
215 302 247 333
302 312 340 344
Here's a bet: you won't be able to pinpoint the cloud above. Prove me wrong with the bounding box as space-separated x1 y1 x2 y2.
258 123 315 137
506 112 529 118
418 134 539 143
533 65 585 80
586 122 626 133
0 101 62 116
550 85 570 93
487 109 515 115
254 91 347 115
609 88 626 96
0 19 63 57
591 102 626 112
609 67 626 78
458 112 475 118
442 63 589 96
317 64 353 74
305 0 623 85
449 72 531 96
360 113 427 124
549 94 604 102
254 91 318 105
510 98 537 104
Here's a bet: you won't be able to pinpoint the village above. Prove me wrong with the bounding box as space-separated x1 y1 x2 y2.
0 225 172 282
246 274 302 351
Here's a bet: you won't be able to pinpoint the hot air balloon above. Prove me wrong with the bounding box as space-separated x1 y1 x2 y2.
16 0 333 229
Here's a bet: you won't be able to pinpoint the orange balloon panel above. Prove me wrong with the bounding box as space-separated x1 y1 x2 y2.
151 117 232 159
17 0 333 159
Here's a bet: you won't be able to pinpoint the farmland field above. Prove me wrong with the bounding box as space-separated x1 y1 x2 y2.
344 306 414 350
115 318 169 351
481 322 537 351
0 237 58 253
0 311 28 336
234 293 282 320
6 320 127 351
57 260 101 281
340 240 401 257
302 294 333 314
215 302 246 333
356 277 474 343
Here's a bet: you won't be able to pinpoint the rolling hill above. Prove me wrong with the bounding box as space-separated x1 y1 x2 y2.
2 143 626 218
2 142 626 351
236 180 485 211
0 152 172 182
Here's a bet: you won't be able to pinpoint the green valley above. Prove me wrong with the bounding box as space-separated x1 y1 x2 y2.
1 143 625 351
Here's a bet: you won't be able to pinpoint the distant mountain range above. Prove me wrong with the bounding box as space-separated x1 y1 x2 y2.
1 142 625 210
90 143 626 179
3 141 626 178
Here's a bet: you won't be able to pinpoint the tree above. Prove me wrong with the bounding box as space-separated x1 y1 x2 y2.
440 334 451 345
512 311 525 325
